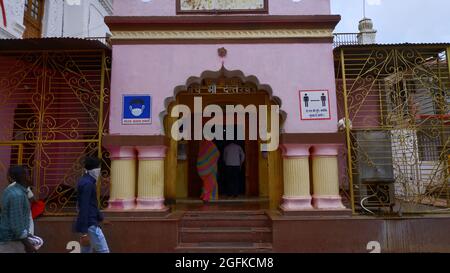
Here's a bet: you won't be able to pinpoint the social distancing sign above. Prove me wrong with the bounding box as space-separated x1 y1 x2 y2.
299 90 331 120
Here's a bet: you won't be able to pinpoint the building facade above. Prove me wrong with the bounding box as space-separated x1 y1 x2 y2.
0 0 448 253
102 0 348 213
0 0 112 39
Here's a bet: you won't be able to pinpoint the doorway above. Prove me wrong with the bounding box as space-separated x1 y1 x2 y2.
187 120 259 199
164 70 285 208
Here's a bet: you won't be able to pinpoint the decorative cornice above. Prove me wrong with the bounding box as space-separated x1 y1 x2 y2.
103 135 167 147
111 28 334 40
106 15 340 42
281 133 345 144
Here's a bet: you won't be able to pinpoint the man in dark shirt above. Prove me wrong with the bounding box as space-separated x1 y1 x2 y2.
75 157 110 253
0 166 36 253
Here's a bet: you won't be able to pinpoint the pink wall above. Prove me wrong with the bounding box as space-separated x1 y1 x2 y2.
109 43 338 135
113 0 331 16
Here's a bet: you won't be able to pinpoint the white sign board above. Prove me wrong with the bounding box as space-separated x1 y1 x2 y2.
299 90 331 120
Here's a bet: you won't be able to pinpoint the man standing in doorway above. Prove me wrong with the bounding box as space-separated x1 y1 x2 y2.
75 157 110 253
223 142 245 198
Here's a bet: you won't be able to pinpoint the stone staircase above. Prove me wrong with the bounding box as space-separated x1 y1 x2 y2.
176 210 273 253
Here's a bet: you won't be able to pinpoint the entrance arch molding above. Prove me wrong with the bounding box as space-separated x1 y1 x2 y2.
159 65 287 132
160 66 286 204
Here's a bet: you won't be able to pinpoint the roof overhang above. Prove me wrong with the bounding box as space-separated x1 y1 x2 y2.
0 38 111 51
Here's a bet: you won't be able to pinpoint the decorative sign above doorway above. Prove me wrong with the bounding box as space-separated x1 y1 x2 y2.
187 78 258 94
299 90 331 120
177 0 268 14
122 95 152 125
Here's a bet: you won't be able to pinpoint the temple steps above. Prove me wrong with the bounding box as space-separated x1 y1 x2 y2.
180 227 272 243
181 211 270 228
176 242 273 253
177 210 273 253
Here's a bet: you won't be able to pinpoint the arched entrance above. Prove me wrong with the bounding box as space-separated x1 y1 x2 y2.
161 67 286 208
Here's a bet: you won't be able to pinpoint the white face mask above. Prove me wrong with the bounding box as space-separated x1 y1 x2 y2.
130 105 145 117
87 168 101 180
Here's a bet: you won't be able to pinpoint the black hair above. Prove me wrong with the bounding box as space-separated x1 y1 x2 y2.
8 166 27 184
84 157 101 170
130 99 145 106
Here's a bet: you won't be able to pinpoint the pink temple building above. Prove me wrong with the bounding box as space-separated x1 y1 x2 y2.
0 0 449 253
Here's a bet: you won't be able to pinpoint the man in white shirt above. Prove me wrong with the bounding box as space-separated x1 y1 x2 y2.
223 142 245 198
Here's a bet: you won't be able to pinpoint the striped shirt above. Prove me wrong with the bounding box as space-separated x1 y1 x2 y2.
0 183 30 242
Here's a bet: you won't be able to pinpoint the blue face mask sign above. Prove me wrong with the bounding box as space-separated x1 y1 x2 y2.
122 95 152 125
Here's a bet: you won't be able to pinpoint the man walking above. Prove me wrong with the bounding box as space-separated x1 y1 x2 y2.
0 166 37 253
223 142 245 198
75 157 110 253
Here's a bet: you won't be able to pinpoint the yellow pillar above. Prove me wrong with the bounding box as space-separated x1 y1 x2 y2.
108 146 136 210
258 140 269 198
164 137 178 201
164 102 178 201
176 160 188 199
311 145 345 209
280 144 313 211
136 146 168 210
268 148 283 210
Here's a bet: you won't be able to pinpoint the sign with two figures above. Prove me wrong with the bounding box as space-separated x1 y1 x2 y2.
299 90 331 120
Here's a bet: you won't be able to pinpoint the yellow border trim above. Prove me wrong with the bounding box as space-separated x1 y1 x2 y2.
111 29 334 40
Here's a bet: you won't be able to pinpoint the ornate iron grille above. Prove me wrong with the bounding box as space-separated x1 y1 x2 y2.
335 45 450 214
0 49 111 215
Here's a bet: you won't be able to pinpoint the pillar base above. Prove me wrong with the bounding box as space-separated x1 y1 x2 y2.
280 196 313 211
136 197 167 210
312 195 346 210
108 198 136 210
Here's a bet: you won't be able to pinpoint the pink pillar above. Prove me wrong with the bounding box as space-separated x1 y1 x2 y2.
280 144 314 211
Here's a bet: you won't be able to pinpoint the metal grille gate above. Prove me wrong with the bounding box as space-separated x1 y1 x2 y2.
335 45 450 214
0 48 110 215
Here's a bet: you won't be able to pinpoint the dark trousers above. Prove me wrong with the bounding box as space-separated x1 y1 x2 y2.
225 166 241 196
